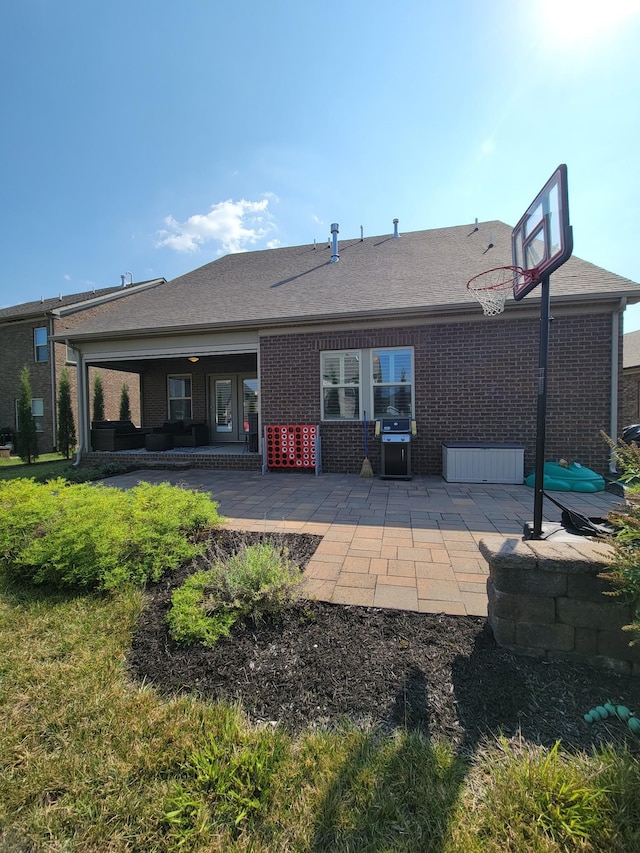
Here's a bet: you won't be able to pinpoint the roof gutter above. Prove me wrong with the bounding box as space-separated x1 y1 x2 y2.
51 278 166 317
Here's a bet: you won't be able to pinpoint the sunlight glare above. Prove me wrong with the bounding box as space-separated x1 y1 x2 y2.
540 0 640 42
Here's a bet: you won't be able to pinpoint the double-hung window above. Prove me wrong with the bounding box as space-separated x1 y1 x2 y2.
16 398 44 432
31 398 44 432
321 351 360 420
168 375 192 420
372 348 413 418
34 327 48 362
320 347 414 421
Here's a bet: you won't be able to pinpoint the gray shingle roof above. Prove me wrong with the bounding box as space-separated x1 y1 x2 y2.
0 279 165 321
0 287 124 320
57 221 640 340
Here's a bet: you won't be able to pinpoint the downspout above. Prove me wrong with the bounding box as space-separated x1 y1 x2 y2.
609 298 626 473
73 349 89 467
49 316 57 450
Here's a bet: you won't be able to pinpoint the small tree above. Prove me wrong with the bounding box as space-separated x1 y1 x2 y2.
57 366 77 459
92 373 105 422
119 383 132 422
16 366 39 464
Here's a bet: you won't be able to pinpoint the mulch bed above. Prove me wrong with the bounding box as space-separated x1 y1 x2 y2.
128 530 640 753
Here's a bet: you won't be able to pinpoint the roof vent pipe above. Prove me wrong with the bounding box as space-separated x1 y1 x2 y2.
330 223 339 263
393 218 399 238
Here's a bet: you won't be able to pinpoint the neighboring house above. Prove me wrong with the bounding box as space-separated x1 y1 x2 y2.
0 279 165 452
58 220 640 476
622 329 640 426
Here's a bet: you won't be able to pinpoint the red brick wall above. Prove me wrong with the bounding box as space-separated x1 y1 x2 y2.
0 303 142 453
140 354 256 427
0 319 54 447
622 371 640 427
259 312 618 476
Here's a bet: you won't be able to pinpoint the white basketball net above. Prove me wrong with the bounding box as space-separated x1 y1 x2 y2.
467 266 525 316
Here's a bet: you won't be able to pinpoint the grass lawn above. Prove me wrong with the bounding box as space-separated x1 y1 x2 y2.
2 575 640 851
0 452 72 481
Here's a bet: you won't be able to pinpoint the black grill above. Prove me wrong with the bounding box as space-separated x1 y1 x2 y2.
378 418 413 479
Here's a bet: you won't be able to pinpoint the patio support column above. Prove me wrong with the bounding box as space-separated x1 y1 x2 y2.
73 350 90 464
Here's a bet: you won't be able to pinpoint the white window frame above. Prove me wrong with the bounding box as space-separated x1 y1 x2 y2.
32 398 44 432
34 327 48 362
320 346 415 422
320 351 361 421
167 374 192 420
371 347 414 419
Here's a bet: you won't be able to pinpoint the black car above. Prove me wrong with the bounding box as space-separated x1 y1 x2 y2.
622 424 640 443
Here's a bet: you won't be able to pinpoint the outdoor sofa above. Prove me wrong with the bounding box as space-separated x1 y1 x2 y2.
151 419 210 447
90 420 151 452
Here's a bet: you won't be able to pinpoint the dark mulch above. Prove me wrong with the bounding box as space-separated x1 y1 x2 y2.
128 530 640 753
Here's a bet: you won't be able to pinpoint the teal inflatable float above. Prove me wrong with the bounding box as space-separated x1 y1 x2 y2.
525 461 606 492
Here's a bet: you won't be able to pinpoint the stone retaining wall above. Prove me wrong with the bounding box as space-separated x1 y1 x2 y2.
479 536 640 677
81 451 263 472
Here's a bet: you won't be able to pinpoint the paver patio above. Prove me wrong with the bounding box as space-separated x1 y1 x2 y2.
107 469 622 617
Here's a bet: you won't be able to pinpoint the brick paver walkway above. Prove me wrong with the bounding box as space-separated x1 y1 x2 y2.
107 470 622 617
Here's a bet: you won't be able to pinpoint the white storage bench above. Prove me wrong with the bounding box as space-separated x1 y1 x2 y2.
442 442 525 484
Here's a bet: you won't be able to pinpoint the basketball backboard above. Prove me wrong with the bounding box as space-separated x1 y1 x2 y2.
511 164 573 300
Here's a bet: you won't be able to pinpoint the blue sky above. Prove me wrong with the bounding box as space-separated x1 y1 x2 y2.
2 1 640 326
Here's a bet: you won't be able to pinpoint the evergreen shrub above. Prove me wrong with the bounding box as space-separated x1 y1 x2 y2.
0 479 221 589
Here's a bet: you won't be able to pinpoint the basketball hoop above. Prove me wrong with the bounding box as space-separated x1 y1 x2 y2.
467 265 538 316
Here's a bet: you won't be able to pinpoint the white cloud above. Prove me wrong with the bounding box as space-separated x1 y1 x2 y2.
156 197 276 254
64 274 71 281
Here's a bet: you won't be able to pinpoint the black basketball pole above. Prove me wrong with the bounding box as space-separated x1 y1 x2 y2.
531 274 551 539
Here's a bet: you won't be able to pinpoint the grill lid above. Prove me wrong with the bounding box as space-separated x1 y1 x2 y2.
380 417 411 433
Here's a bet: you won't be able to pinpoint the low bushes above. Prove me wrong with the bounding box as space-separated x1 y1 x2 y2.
167 541 302 646
604 437 640 640
0 478 222 590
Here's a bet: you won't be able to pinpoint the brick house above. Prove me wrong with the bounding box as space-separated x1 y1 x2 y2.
0 280 165 452
58 221 640 476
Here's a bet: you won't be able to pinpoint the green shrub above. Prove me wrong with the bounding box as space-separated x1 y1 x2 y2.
167 541 302 647
56 366 76 459
0 479 221 589
167 569 238 646
58 460 131 483
602 436 640 639
216 541 303 616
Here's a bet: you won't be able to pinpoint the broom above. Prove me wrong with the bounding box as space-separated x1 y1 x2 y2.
360 410 374 478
